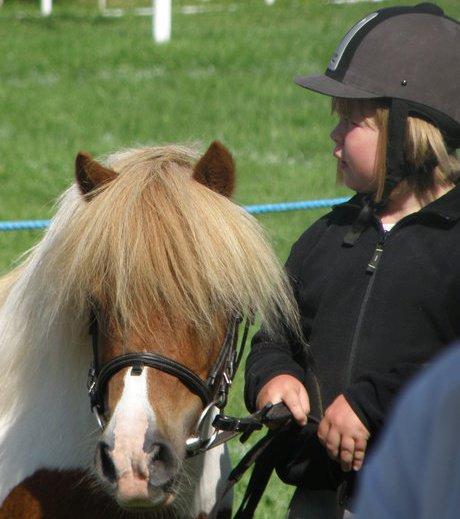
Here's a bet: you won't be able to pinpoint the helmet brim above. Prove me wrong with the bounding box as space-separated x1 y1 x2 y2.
294 74 381 99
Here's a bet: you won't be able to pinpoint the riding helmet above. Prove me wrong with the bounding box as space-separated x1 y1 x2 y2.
295 2 460 146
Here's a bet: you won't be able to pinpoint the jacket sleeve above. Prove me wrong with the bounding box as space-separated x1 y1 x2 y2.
244 217 328 413
343 359 431 437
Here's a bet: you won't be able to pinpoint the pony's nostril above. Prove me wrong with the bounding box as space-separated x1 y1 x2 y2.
99 441 117 483
148 442 177 488
150 443 161 461
148 442 169 465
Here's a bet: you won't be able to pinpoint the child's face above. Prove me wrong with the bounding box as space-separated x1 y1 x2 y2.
330 107 380 193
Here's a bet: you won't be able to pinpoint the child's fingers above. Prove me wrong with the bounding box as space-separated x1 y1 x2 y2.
325 427 341 460
317 417 329 445
283 390 308 426
340 436 355 471
298 386 311 418
352 437 367 471
256 375 309 426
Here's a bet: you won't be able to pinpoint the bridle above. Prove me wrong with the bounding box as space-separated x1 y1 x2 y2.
85 308 322 518
86 310 252 456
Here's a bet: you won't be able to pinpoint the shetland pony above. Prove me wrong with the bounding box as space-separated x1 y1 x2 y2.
0 142 298 518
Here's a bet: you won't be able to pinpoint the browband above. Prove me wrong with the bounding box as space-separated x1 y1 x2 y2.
90 352 213 412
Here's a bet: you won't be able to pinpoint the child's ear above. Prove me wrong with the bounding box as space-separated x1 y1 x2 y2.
192 141 235 197
75 152 117 197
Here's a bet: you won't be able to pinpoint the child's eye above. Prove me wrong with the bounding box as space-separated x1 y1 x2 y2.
340 116 360 128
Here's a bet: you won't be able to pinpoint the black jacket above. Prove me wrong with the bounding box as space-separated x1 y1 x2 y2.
245 186 460 441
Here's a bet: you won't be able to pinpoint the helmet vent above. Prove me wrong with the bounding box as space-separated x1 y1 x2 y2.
327 12 378 72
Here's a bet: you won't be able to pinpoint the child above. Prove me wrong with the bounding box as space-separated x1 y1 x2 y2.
245 3 460 518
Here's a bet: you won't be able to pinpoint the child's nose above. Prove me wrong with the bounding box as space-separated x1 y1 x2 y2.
330 120 346 144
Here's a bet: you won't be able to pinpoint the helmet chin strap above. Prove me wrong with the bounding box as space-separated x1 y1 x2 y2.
343 99 409 247
383 99 410 200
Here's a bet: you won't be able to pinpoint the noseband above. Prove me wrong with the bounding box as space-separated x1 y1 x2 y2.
86 311 251 453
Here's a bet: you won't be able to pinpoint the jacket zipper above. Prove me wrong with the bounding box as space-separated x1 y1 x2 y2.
344 228 387 386
340 207 452 385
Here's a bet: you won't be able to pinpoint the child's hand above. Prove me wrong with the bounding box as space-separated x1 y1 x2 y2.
318 394 370 472
256 374 310 426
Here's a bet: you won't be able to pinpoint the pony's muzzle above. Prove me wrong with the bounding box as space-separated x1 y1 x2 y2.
95 437 179 507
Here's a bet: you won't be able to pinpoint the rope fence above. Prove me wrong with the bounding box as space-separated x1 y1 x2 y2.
0 197 349 232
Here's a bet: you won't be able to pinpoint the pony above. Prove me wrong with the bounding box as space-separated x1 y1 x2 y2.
0 142 299 518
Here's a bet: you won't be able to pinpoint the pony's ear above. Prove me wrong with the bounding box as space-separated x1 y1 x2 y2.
75 151 117 197
193 141 235 197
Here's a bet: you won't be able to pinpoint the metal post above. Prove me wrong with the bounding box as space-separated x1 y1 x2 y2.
41 0 52 15
153 0 171 43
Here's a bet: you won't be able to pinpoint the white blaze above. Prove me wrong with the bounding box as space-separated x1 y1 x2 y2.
109 368 155 501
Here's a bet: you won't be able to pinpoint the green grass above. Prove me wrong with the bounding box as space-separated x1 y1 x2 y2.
1 0 459 516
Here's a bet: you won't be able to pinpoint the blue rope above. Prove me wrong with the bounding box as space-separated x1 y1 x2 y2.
0 220 51 232
0 197 349 232
244 197 348 214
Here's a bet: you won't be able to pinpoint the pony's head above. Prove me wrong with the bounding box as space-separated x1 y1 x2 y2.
42 142 298 511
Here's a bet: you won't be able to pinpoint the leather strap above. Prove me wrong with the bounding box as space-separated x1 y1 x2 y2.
92 353 213 412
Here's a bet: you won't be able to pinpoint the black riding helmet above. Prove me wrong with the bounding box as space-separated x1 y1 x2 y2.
295 3 460 245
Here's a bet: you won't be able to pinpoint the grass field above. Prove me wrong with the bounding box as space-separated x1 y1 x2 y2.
1 0 459 516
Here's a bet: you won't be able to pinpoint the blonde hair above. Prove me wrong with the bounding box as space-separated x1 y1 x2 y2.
332 98 460 201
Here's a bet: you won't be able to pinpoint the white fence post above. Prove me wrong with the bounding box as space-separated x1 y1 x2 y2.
265 0 276 4
153 0 171 43
41 0 52 16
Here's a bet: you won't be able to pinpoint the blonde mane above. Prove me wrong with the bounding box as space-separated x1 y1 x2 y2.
3 144 298 345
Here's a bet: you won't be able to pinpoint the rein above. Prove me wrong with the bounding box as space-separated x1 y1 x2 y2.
210 402 321 518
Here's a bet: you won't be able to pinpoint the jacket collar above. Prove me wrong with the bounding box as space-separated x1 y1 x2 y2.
419 183 460 221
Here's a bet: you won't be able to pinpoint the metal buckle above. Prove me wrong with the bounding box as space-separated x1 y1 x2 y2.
185 402 219 456
92 406 105 430
87 364 105 429
86 366 96 395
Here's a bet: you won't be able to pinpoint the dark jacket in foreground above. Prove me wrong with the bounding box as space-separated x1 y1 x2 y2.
245 186 460 443
355 344 460 519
